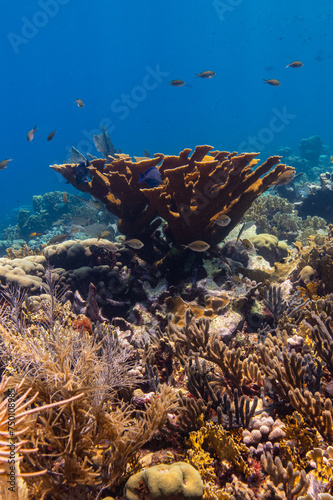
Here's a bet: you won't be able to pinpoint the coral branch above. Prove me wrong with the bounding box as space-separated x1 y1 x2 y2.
51 146 293 245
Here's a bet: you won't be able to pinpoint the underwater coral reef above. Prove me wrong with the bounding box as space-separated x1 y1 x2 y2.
1 139 333 499
0 215 333 499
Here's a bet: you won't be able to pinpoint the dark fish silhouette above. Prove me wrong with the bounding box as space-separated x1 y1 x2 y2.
48 233 70 244
286 61 303 68
47 130 56 141
196 71 216 78
27 125 38 142
0 158 12 170
75 160 91 185
263 79 281 86
75 98 84 108
169 80 185 87
138 166 162 188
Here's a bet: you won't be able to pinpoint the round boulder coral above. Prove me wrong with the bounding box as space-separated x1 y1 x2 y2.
250 234 288 265
123 462 204 500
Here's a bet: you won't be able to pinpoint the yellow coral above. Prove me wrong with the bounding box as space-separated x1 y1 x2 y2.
186 419 249 478
306 447 333 483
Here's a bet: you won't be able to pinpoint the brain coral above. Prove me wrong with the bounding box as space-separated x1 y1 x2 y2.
123 462 204 500
0 255 46 291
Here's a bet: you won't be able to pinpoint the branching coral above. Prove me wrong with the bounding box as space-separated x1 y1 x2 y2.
0 376 83 499
303 308 333 375
167 309 262 389
51 146 293 245
258 343 307 401
288 389 333 442
0 280 179 498
260 452 310 499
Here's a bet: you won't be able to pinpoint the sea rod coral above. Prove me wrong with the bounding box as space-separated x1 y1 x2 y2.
51 146 294 246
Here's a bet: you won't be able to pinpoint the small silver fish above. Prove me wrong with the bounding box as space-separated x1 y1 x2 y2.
196 71 216 78
125 239 144 249
286 61 303 68
73 194 101 210
0 158 13 170
183 241 210 252
236 221 255 242
27 125 38 142
212 214 231 227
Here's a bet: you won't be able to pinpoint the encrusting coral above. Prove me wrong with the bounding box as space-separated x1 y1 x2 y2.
51 146 294 245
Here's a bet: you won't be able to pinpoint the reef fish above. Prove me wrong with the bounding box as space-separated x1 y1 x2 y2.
29 232 44 237
0 158 12 170
241 238 254 250
183 241 210 252
169 80 185 87
230 275 243 286
196 71 216 78
47 130 56 141
138 166 162 188
134 156 151 162
286 61 303 68
63 192 67 204
75 160 91 185
27 125 38 142
73 194 100 210
114 153 131 160
236 221 255 242
263 79 281 86
48 233 70 244
97 230 111 241
272 170 296 187
212 214 231 227
125 239 144 249
75 98 84 108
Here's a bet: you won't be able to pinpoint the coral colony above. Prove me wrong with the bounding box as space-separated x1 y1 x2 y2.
2 134 333 499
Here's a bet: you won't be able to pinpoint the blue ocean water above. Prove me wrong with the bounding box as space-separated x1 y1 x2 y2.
1 0 332 225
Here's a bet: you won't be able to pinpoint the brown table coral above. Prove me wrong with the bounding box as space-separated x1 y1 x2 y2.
51 146 294 246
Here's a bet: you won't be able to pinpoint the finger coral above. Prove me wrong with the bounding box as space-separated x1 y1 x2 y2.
51 147 294 245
